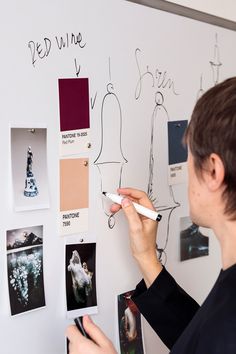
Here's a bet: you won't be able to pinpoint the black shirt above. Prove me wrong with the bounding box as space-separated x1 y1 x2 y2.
132 264 236 353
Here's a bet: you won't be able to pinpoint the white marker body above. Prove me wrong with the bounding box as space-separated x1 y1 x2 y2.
104 192 162 222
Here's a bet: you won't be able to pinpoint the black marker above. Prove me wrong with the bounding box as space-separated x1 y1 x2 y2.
67 317 91 353
74 316 91 339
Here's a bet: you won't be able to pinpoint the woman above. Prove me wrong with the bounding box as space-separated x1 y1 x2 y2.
67 77 236 353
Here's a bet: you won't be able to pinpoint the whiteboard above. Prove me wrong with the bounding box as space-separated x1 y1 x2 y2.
0 1 235 353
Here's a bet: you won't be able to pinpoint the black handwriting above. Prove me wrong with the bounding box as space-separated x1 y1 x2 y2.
28 38 51 67
135 48 179 99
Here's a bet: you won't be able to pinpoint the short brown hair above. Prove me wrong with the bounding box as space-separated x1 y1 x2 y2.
185 77 236 219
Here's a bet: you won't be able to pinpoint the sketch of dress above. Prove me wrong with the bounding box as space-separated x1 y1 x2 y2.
94 83 128 228
147 92 180 262
196 75 205 100
197 34 222 101
148 92 178 209
209 33 222 86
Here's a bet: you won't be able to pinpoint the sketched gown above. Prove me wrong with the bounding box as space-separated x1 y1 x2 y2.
147 92 179 255
94 83 127 228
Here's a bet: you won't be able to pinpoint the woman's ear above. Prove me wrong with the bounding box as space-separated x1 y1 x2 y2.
204 153 225 191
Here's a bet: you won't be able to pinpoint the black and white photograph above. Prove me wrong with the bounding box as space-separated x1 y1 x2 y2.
6 225 45 316
118 290 145 354
180 216 209 261
11 127 49 211
65 243 97 318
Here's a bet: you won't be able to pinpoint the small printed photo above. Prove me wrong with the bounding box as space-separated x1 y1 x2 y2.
180 216 209 261
7 225 43 251
11 127 49 211
6 225 45 316
65 243 97 317
118 290 145 354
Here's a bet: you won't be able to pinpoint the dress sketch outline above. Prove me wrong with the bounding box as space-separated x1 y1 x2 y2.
197 33 222 100
147 91 180 263
197 74 205 100
209 33 222 86
134 48 181 263
94 60 128 228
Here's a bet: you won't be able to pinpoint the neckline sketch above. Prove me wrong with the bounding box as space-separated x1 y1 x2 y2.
134 48 180 264
94 58 128 228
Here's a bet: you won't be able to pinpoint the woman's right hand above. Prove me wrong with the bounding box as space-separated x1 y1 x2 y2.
110 188 163 287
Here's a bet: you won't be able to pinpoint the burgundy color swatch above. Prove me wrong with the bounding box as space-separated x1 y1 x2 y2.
58 78 90 132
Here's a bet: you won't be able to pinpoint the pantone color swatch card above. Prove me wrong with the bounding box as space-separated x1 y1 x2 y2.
60 158 89 236
168 120 188 185
58 78 91 156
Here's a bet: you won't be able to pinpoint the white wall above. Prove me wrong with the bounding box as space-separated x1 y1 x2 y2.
1 1 235 354
166 0 236 22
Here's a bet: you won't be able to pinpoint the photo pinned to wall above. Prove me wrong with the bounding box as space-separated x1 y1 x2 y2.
168 120 188 185
180 216 209 262
11 127 49 211
58 78 91 156
65 243 97 318
117 290 145 354
6 225 45 316
60 158 89 236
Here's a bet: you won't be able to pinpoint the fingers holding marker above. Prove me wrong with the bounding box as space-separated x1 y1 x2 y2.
117 187 156 210
66 324 82 342
105 190 161 222
83 316 113 348
107 188 149 214
110 202 121 214
109 194 141 222
121 197 143 231
109 187 155 215
66 324 87 353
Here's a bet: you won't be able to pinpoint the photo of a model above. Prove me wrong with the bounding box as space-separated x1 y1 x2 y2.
118 290 145 354
68 250 93 304
66 243 97 312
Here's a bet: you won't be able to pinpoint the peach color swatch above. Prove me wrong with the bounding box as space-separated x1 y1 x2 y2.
60 158 88 211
